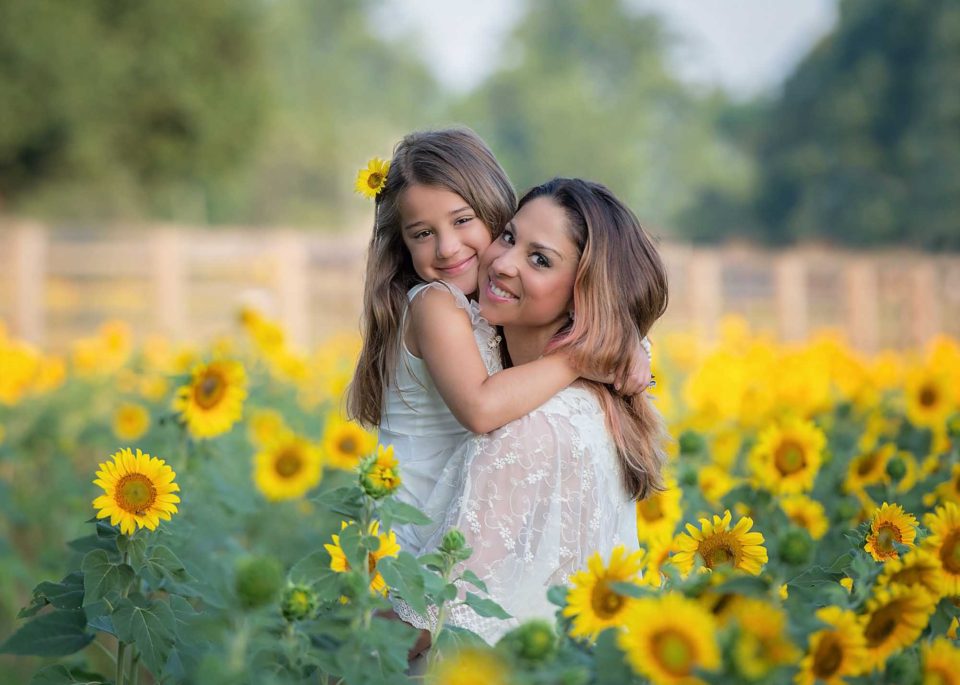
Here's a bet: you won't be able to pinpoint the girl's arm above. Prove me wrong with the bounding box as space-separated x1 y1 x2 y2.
408 286 577 434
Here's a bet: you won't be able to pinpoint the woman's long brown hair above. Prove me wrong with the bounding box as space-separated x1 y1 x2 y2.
346 128 516 427
520 178 670 500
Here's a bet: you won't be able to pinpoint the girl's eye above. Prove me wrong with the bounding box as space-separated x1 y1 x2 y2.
454 216 473 226
532 253 551 268
414 230 431 240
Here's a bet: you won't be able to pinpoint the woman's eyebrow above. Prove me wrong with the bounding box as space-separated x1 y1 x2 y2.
531 242 564 260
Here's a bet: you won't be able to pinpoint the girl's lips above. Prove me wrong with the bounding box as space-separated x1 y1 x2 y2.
436 254 476 277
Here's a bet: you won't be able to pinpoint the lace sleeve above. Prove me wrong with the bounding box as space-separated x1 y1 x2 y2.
411 389 624 644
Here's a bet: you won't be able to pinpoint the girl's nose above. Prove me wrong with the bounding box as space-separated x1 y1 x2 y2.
435 234 459 259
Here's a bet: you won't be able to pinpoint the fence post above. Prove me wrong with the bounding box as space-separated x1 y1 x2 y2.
911 260 940 348
688 249 722 340
775 252 808 342
847 258 879 353
275 230 309 349
10 221 47 345
152 227 187 339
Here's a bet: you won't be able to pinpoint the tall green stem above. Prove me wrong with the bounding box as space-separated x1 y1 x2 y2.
116 641 128 685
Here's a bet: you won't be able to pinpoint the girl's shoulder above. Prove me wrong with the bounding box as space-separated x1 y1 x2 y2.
407 280 471 311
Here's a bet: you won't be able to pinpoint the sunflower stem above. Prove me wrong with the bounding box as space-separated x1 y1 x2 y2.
116 640 128 685
129 648 141 685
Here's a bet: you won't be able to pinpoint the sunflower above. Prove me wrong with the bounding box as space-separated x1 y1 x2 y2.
860 584 935 671
864 502 917 563
923 502 960 596
426 647 511 685
796 606 866 685
354 157 390 199
172 359 247 439
905 366 954 431
728 598 800 681
254 433 323 501
671 510 768 576
698 464 737 506
641 533 675 588
562 545 644 641
749 417 825 494
617 593 720 685
322 415 377 471
112 403 150 441
247 408 289 447
636 474 683 544
780 495 829 540
876 548 945 600
934 463 960 507
922 638 960 685
358 444 402 499
324 520 400 595
92 448 180 535
844 443 895 494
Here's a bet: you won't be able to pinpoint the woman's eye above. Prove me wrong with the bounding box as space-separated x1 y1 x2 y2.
532 253 550 268
501 230 515 244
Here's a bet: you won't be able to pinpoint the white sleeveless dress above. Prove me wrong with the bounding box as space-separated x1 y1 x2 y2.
378 281 502 556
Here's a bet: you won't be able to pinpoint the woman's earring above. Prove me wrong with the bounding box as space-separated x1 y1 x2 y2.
568 310 575 321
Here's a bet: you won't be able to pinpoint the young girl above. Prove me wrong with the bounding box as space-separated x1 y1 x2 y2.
347 128 649 553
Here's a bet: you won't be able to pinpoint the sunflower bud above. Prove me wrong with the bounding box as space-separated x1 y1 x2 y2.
440 529 469 559
679 430 706 457
885 651 919 685
886 455 907 482
497 619 557 662
235 556 284 609
281 584 319 622
778 529 813 566
359 444 402 500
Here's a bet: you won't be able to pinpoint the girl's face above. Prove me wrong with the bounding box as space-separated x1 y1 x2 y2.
478 196 580 331
399 184 493 296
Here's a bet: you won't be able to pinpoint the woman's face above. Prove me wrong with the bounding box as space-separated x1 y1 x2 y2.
478 196 580 331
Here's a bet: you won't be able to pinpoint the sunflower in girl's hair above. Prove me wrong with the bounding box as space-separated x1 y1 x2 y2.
354 157 390 199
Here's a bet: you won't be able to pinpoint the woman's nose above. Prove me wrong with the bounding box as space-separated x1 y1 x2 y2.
491 249 519 277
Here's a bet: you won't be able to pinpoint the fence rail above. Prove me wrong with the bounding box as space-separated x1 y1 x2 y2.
2 220 958 353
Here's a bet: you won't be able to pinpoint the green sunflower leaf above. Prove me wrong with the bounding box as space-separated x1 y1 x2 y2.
29 664 108 685
81 550 134 607
0 609 94 657
112 593 176 676
377 552 427 615
463 592 511 620
378 499 431 530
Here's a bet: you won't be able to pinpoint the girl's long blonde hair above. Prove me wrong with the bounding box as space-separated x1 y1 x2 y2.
347 128 516 427
523 178 670 501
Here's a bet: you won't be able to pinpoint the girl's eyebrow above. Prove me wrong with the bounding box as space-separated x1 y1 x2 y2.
403 206 473 232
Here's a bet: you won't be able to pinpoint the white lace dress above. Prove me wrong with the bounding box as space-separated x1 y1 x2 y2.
378 281 503 556
395 385 639 644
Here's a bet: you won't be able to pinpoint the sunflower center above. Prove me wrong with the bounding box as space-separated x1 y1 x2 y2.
194 371 227 409
919 385 938 408
590 580 626 619
890 567 923 587
650 628 695 677
367 173 383 189
940 531 960 574
275 448 304 478
338 436 357 455
698 533 738 570
115 474 157 514
811 634 844 678
367 553 377 575
875 524 901 553
638 496 664 522
774 440 806 475
856 452 879 477
863 603 900 646
926 668 950 685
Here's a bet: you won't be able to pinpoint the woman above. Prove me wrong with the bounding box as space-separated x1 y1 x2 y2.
396 178 669 645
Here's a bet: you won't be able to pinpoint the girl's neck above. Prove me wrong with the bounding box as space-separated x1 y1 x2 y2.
502 324 563 366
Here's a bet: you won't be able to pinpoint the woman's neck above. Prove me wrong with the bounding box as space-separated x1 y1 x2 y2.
502 324 564 366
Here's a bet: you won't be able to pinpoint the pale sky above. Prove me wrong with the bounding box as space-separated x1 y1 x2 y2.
376 0 839 98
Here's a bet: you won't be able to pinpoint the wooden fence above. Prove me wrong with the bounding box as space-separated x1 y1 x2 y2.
1 220 958 353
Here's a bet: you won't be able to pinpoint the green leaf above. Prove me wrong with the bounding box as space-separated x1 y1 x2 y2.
338 522 367 576
313 485 364 520
463 593 511 620
66 534 118 558
30 665 108 685
593 627 634 685
377 552 427 615
19 572 85 618
117 535 148 569
290 550 331 584
112 593 176 675
0 609 94 656
433 625 488 652
710 575 770 597
546 585 569 608
417 552 446 573
378 498 431 530
140 545 191 586
458 569 487 593
81 550 134 607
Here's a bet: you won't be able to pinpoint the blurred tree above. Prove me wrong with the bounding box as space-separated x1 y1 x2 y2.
0 0 267 222
452 0 752 233
687 0 960 249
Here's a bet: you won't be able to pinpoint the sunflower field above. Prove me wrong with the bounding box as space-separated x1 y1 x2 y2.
1 312 960 685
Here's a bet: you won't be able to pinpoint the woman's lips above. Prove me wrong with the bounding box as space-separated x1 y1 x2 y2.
484 277 518 302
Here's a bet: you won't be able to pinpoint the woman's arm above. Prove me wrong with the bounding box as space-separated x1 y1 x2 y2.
408 285 577 434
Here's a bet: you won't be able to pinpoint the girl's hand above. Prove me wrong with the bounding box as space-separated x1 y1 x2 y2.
574 336 653 396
